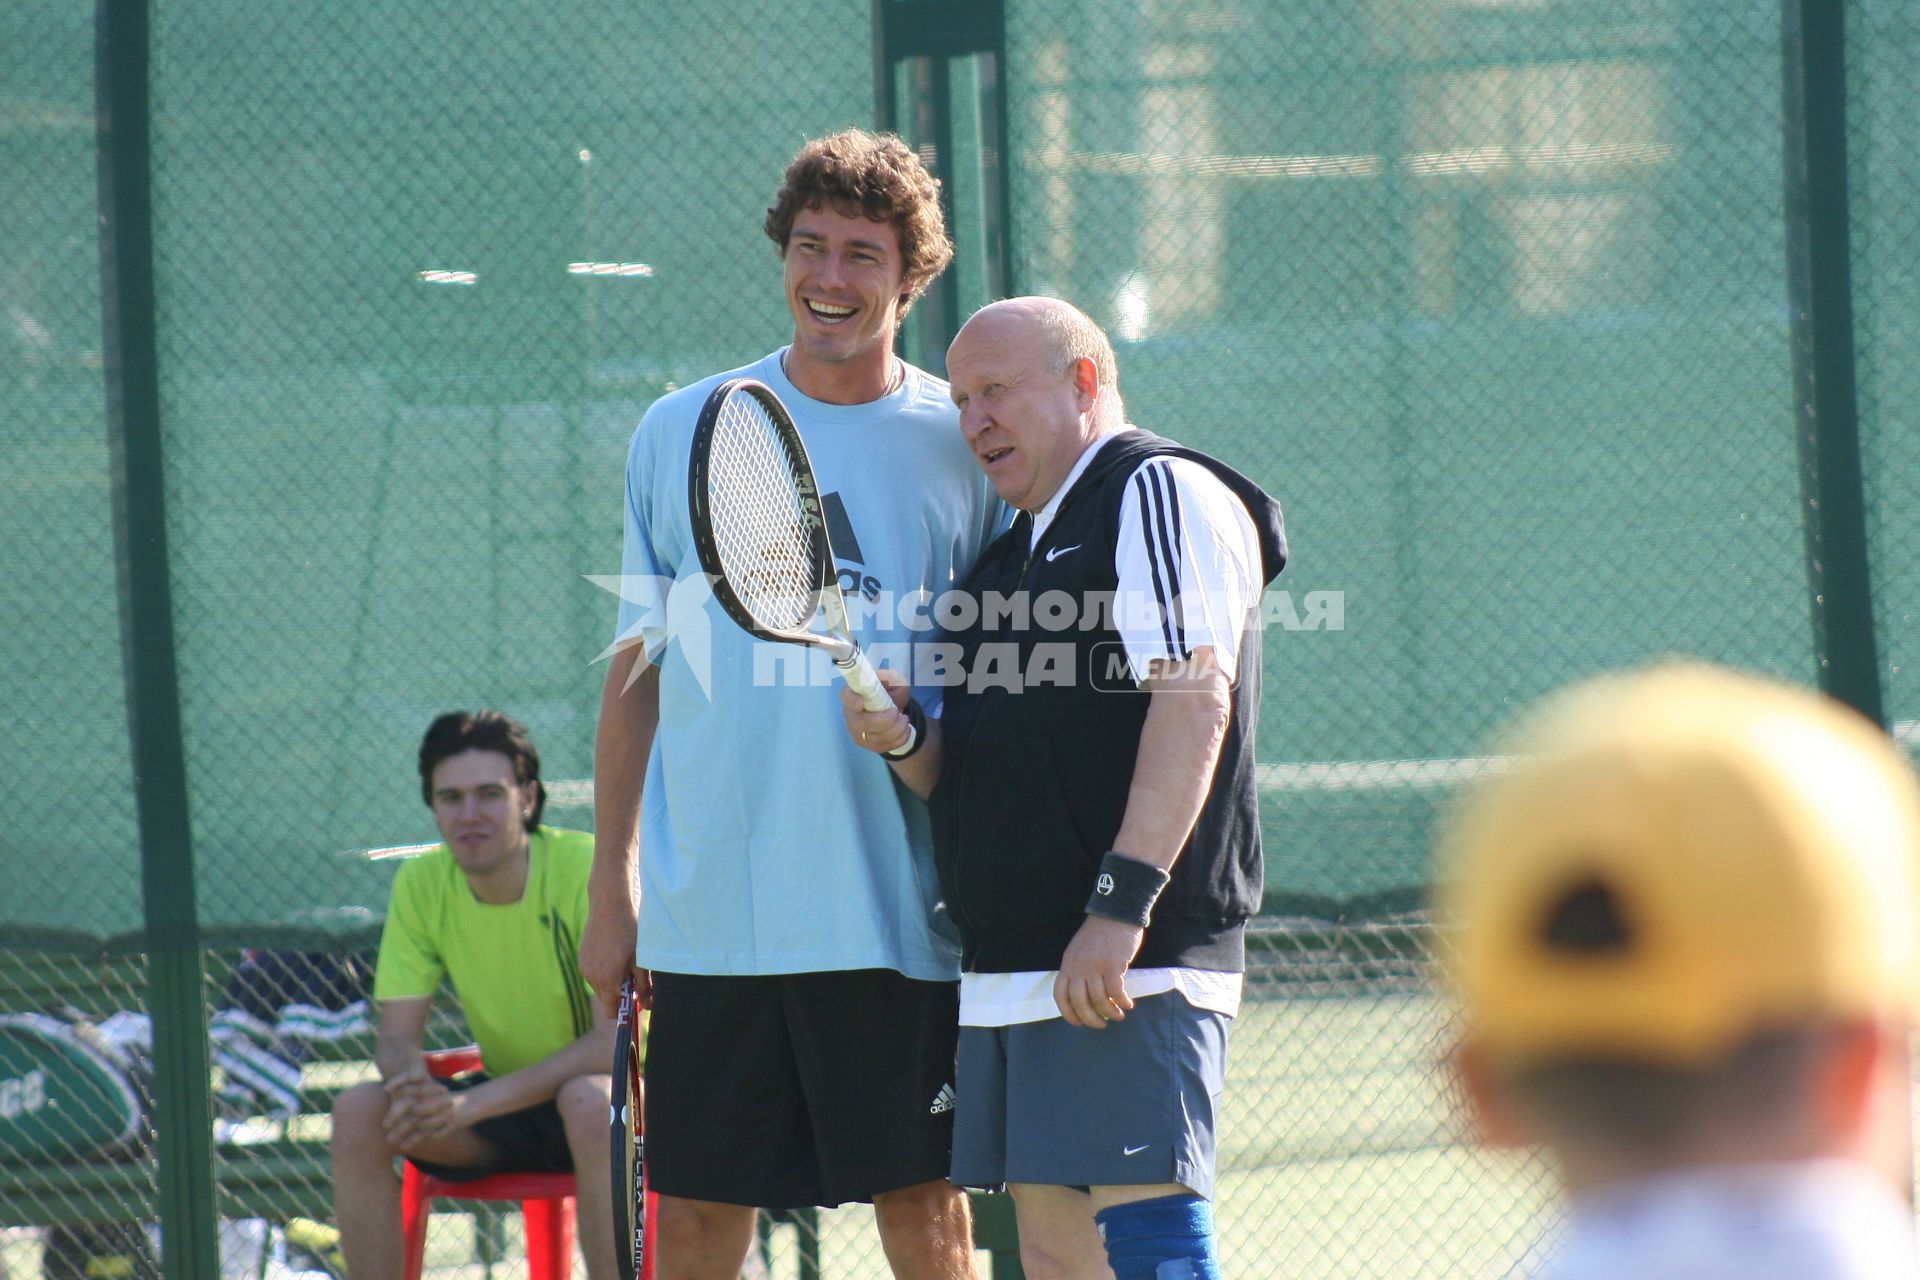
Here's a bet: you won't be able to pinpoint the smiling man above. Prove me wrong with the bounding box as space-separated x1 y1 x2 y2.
331 710 616 1280
581 130 1004 1280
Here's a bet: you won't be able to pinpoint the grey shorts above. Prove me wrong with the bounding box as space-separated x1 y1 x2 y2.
950 991 1229 1198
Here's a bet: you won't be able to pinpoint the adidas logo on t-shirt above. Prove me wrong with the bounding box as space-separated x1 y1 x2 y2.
928 1083 956 1115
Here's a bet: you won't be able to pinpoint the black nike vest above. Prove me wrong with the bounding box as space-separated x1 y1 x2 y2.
927 429 1287 973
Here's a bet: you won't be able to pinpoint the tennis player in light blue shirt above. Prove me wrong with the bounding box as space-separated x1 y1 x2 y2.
611 346 1000 979
578 128 1006 1276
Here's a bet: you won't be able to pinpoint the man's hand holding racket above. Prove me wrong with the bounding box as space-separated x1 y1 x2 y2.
839 667 942 799
840 665 914 754
581 892 648 1018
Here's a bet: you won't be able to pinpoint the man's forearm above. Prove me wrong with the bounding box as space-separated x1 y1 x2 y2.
458 1023 617 1125
1109 652 1233 872
582 649 660 1012
370 996 434 1083
1052 656 1233 1027
374 1031 424 1084
591 651 659 907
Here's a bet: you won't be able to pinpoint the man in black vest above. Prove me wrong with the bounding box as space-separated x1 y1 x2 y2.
843 296 1287 1280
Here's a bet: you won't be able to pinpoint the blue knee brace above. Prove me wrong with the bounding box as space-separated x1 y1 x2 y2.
1093 1194 1222 1280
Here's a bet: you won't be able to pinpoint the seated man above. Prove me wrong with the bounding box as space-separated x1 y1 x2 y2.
332 710 620 1280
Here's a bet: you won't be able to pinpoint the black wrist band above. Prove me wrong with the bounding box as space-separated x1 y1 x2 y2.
1085 851 1170 926
884 697 928 761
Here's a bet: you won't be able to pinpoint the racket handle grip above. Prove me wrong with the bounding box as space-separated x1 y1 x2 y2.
839 649 919 755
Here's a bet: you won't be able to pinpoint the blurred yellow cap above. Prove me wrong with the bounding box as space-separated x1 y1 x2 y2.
1437 663 1920 1068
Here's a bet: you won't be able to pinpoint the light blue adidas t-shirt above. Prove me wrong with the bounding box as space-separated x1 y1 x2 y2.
615 348 1007 980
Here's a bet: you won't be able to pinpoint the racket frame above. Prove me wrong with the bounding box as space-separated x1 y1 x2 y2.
688 377 903 723
610 977 648 1280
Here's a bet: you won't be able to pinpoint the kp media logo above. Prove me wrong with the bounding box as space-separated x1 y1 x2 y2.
588 570 1343 699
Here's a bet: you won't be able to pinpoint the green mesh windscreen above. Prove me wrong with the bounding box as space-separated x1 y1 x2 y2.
1005 0 1809 919
5 0 1917 1275
142 0 875 947
6 0 1837 939
0 1 142 949
1856 1 1920 739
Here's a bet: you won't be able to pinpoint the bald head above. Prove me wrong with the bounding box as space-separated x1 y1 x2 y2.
947 295 1125 511
957 297 1124 431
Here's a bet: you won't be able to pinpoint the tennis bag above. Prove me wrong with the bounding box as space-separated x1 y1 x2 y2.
0 1011 150 1163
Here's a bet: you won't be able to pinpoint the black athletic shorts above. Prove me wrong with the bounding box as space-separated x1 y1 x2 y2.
408 1074 573 1182
644 969 960 1208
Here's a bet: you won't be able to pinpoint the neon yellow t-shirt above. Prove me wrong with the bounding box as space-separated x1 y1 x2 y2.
373 826 596 1077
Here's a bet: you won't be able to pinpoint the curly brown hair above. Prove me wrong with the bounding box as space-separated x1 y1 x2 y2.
764 129 955 315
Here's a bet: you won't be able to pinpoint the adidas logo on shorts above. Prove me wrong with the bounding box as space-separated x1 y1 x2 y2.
928 1083 956 1115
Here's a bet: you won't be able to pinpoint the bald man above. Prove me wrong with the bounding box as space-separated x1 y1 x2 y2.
843 297 1288 1280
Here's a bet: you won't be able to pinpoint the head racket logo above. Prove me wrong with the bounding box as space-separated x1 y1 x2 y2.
794 473 822 526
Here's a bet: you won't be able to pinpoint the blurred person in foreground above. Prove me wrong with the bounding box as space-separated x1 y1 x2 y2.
1439 663 1920 1279
331 711 617 1280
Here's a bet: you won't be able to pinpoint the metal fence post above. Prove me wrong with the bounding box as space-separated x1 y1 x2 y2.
872 0 1013 365
96 0 221 1273
1781 0 1882 724
1781 0 1909 1203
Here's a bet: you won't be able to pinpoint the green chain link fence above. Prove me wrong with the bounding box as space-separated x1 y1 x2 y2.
3 0 1916 1275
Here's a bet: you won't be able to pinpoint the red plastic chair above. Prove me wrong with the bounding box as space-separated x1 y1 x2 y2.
399 1046 577 1280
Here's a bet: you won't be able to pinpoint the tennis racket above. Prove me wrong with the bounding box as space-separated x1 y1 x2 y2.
610 976 652 1280
688 377 913 753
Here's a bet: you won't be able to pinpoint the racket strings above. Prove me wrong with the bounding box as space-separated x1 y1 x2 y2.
707 396 822 631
